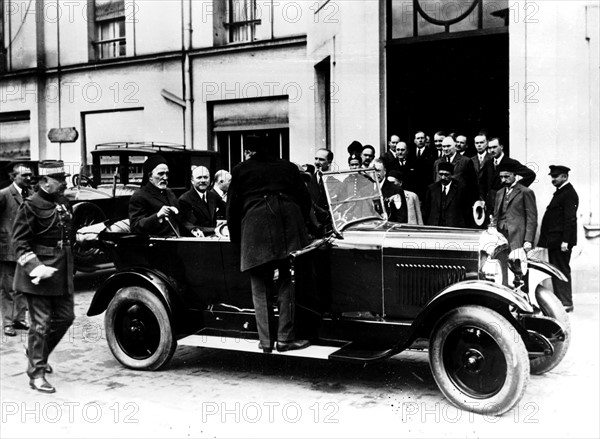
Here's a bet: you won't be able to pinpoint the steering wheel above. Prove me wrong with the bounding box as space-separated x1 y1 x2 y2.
72 174 96 188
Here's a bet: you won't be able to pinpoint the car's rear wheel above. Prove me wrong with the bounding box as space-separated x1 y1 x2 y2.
105 286 176 370
429 305 529 416
529 287 571 375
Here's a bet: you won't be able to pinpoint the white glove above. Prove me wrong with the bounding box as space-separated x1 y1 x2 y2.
30 265 58 285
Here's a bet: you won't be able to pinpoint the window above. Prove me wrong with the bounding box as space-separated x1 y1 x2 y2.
93 0 126 60
226 0 260 43
216 130 289 170
0 112 31 160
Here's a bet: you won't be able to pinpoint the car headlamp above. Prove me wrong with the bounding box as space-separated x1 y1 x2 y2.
508 248 528 277
480 255 503 284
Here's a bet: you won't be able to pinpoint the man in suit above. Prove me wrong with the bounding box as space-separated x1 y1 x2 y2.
481 137 536 217
493 161 538 252
410 130 436 202
360 145 376 168
537 165 579 312
12 160 75 393
471 133 492 187
129 155 182 236
381 135 400 172
0 162 33 337
308 148 334 235
382 170 423 225
227 139 311 353
433 136 478 194
210 169 231 222
433 131 446 159
179 166 226 237
456 134 477 157
423 162 470 227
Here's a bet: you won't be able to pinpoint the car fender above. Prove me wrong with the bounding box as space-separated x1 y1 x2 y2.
404 280 534 347
87 267 181 318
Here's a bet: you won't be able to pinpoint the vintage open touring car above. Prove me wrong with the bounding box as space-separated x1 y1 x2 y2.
86 169 570 415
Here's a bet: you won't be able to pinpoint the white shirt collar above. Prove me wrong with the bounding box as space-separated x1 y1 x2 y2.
213 185 225 198
12 182 23 195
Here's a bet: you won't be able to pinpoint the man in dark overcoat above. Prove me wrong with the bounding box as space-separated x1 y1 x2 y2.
537 165 579 312
12 160 75 393
129 155 182 236
423 162 470 227
227 141 311 353
1 162 33 337
308 148 334 235
179 166 225 236
493 160 538 252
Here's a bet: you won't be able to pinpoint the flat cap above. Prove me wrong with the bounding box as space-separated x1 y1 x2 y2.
549 165 570 176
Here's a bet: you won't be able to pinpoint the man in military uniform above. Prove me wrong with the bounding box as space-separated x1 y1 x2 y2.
12 160 75 393
1 162 33 337
537 165 579 312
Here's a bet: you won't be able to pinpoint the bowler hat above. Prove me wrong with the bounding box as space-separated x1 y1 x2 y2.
38 160 70 179
549 165 570 176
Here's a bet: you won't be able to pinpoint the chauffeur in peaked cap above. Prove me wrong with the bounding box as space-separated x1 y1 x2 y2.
11 160 75 393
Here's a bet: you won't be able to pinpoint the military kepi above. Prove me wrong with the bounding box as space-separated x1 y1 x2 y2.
549 165 570 176
38 160 70 178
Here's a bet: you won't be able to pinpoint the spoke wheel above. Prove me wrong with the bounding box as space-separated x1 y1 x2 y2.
72 202 107 270
530 287 571 375
105 286 176 370
429 305 529 415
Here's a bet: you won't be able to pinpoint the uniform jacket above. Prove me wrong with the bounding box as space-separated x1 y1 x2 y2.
538 182 579 249
0 184 26 261
493 184 538 250
178 188 225 235
423 180 470 227
227 154 311 272
129 183 182 236
11 189 74 296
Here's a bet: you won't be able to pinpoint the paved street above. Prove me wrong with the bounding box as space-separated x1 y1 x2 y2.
1 269 598 439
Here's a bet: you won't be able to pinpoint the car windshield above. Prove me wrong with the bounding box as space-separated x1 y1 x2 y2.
323 169 386 233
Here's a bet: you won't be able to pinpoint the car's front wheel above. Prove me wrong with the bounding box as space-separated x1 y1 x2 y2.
429 305 529 416
529 287 571 375
105 286 176 370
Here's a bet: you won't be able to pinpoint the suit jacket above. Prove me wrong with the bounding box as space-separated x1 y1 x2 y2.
481 156 536 212
423 180 470 227
408 146 436 201
493 184 538 250
381 181 422 225
12 190 74 296
381 151 400 173
129 183 182 236
227 154 310 272
538 182 579 249
308 171 332 230
0 184 25 261
433 154 478 188
471 152 492 180
178 188 225 235
209 188 227 220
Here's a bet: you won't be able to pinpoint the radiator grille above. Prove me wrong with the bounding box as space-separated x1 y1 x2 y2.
395 263 467 307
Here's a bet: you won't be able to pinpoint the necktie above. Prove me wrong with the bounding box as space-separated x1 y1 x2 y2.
418 149 422 157
22 188 30 198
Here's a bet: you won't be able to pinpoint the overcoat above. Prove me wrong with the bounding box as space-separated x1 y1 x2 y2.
493 184 538 250
11 190 74 296
227 154 310 272
129 183 181 236
538 182 579 248
481 156 536 211
423 180 470 227
0 184 24 261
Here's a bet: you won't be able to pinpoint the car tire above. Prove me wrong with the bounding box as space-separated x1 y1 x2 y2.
529 287 571 375
72 202 107 271
429 305 530 416
105 286 176 371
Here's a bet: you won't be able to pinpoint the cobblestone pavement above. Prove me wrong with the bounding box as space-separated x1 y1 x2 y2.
1 270 598 438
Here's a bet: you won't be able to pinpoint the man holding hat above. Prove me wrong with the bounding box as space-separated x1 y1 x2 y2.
538 165 579 312
129 155 182 236
423 161 471 227
1 161 34 337
382 170 423 225
11 160 75 393
493 159 538 252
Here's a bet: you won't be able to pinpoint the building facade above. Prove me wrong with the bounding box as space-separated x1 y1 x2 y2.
1 1 599 286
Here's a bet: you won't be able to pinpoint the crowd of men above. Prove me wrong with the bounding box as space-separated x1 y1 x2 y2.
0 130 579 393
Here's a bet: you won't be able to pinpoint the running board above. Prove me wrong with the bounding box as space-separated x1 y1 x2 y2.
178 334 346 360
